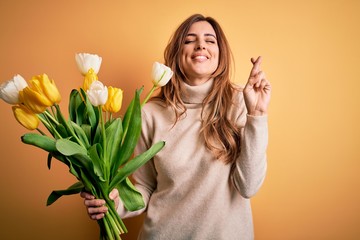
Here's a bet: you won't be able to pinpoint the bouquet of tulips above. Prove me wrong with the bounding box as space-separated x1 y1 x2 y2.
0 53 173 240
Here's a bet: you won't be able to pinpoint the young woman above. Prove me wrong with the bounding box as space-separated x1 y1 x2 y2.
81 14 271 240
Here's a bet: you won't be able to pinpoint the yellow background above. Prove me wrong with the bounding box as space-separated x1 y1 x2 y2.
1 0 359 239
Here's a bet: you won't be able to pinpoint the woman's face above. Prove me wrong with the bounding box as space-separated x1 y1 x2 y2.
181 21 219 86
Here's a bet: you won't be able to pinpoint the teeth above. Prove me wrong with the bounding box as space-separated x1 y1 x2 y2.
194 56 207 60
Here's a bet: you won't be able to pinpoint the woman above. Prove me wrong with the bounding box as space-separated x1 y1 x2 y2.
81 14 271 240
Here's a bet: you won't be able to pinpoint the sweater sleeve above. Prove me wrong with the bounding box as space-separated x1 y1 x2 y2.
231 114 268 199
116 108 157 218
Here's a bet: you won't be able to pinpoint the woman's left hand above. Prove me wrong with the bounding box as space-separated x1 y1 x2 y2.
243 56 271 116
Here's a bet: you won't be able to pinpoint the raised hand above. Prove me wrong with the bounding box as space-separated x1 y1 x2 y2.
243 56 271 116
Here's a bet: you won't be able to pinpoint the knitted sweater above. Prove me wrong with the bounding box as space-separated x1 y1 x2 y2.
118 79 268 240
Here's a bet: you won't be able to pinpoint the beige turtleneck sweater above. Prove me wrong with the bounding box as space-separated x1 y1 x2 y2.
118 79 268 240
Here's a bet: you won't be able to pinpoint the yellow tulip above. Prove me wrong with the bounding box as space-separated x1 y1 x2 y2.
19 87 51 113
19 74 61 113
83 68 98 91
12 105 40 130
103 86 123 113
37 74 61 104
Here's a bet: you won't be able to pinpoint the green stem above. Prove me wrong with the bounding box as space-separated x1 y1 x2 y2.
108 199 127 234
50 106 57 121
99 184 127 234
99 106 109 179
141 85 157 107
36 128 46 135
40 113 62 139
106 214 121 239
105 111 108 123
37 114 52 130
102 217 114 240
43 110 60 125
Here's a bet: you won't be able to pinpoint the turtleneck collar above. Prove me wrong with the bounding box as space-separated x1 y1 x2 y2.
180 79 214 104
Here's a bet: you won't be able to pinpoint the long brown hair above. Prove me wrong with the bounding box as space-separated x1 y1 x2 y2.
157 14 241 164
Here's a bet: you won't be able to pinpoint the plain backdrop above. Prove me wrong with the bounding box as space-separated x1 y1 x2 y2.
0 0 359 239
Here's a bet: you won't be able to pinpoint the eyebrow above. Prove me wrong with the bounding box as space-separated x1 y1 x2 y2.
186 33 217 39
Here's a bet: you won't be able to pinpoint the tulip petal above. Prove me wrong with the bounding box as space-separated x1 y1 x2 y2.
151 62 173 87
75 53 102 75
87 80 108 106
12 105 40 130
0 74 28 104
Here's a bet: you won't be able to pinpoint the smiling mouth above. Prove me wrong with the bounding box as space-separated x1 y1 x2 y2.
192 55 208 61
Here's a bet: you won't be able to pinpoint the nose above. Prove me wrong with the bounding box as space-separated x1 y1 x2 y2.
195 40 206 50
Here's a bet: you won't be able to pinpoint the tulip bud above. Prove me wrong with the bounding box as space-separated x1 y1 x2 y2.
151 62 173 87
37 74 61 104
83 68 98 91
19 86 51 114
19 74 61 114
87 80 108 106
103 86 123 113
0 74 28 104
75 53 102 75
12 105 40 130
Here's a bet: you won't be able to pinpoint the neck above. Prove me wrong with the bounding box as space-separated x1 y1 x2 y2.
180 78 214 104
185 77 212 86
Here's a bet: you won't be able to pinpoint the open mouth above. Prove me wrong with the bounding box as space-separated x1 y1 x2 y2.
191 54 209 61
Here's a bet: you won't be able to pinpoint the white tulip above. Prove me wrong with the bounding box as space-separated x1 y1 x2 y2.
86 80 108 106
0 74 28 104
75 53 102 75
151 62 173 87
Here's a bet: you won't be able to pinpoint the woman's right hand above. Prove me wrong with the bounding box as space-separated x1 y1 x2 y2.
80 189 120 220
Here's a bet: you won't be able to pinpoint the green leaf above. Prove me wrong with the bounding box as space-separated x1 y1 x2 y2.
55 124 68 138
46 181 84 206
93 104 100 126
55 104 70 131
105 118 115 128
21 133 57 152
70 121 90 148
80 88 97 130
69 89 83 123
76 102 86 125
122 87 143 138
111 89 142 175
81 124 92 145
64 157 82 179
88 144 106 182
109 141 165 190
66 153 104 184
55 138 87 156
93 123 102 145
79 168 97 194
105 119 123 173
118 177 145 211
54 104 82 146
